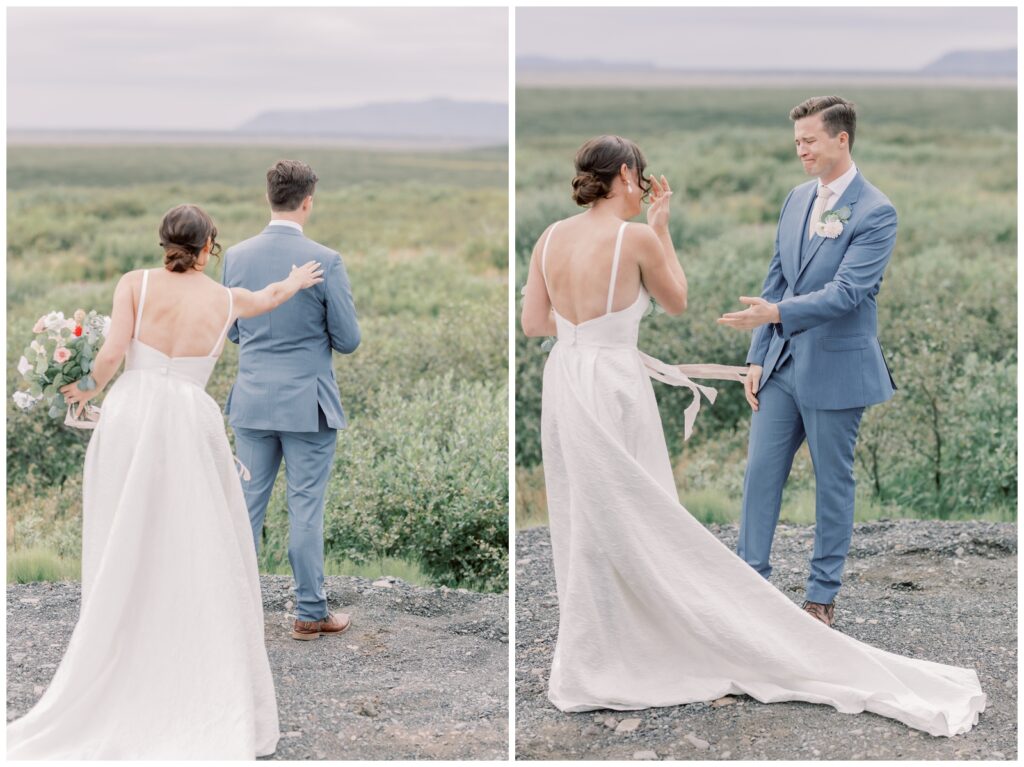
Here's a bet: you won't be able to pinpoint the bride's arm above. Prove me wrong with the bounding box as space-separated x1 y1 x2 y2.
637 175 687 315
520 226 557 337
59 271 137 411
231 260 324 319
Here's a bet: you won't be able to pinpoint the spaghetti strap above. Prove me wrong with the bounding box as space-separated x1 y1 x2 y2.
606 221 628 314
209 286 235 356
133 270 150 339
540 220 560 287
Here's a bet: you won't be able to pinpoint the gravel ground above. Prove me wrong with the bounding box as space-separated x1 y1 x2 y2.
7 575 508 760
515 520 1017 761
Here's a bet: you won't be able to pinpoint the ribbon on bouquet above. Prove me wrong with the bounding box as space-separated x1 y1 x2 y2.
64 404 102 430
638 352 748 440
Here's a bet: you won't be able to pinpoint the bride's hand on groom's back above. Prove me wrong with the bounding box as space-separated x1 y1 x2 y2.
233 261 324 319
289 260 325 289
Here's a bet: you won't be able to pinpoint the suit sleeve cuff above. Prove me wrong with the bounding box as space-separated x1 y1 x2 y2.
776 301 798 339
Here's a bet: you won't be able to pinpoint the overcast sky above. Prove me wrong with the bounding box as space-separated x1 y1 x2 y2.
517 7 1017 71
8 7 508 130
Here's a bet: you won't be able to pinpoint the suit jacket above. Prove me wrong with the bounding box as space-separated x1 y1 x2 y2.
746 171 897 410
223 224 361 432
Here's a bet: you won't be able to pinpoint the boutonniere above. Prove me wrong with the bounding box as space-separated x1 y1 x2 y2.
815 206 851 239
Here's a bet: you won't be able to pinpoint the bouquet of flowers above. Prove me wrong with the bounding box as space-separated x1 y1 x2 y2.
13 309 110 422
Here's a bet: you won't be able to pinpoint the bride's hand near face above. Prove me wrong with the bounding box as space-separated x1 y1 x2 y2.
636 173 687 315
646 174 672 234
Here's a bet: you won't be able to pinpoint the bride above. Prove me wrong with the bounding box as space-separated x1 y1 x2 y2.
520 135 985 737
7 203 324 759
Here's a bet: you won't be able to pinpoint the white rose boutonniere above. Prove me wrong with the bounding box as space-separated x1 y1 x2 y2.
815 206 852 239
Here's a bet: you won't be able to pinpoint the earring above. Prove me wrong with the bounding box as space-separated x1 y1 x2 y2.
627 182 633 194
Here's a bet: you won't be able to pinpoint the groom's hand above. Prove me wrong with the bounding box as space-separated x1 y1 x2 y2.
745 365 763 411
717 297 781 330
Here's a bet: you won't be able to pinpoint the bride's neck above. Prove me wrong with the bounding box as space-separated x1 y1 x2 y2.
588 197 632 222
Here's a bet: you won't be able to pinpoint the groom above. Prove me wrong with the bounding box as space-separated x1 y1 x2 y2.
719 96 897 628
223 159 361 640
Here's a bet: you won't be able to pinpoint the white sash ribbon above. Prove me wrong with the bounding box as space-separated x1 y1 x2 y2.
638 353 747 440
233 456 252 482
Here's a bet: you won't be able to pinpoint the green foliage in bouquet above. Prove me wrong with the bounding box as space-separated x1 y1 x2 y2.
14 310 108 418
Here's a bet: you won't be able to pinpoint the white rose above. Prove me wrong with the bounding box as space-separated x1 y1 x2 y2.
17 356 32 376
12 391 39 410
102 317 112 337
822 219 844 239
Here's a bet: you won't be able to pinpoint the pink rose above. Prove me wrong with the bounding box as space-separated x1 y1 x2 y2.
32 317 46 333
53 347 72 364
822 220 844 238
814 220 844 239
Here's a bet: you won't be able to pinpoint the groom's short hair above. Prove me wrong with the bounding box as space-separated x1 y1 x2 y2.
790 96 857 151
267 160 319 211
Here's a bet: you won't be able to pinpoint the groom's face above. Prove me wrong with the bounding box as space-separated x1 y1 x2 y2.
793 114 845 179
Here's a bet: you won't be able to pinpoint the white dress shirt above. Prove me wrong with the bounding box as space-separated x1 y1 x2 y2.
819 161 858 211
268 219 303 232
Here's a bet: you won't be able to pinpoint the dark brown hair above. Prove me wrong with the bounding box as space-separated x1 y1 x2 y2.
267 159 318 211
571 135 650 206
790 96 857 151
159 204 221 273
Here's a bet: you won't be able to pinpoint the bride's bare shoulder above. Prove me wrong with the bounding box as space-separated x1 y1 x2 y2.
622 221 662 256
114 269 146 295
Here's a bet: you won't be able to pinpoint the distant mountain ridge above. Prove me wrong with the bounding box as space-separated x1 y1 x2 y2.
921 48 1016 76
516 48 1017 79
237 97 508 143
517 56 656 72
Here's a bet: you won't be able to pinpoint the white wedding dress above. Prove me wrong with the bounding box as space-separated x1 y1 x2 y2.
539 220 986 737
7 270 280 759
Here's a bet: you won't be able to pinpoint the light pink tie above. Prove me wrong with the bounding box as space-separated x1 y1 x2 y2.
808 184 833 240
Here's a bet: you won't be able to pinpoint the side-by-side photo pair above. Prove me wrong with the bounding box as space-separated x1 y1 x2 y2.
5 3 1017 764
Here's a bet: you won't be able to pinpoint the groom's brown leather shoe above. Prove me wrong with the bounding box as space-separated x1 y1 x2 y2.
801 600 836 628
291 612 352 641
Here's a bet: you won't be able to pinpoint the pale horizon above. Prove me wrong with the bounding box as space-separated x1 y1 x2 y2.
517 7 1016 73
7 7 508 131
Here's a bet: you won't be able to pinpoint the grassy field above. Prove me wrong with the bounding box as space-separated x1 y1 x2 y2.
7 142 509 591
515 86 1016 528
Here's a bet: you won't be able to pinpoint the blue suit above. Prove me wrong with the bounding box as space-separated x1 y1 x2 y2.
223 223 360 621
739 171 897 604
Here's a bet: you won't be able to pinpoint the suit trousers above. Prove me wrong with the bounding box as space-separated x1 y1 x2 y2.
737 356 864 604
234 407 337 621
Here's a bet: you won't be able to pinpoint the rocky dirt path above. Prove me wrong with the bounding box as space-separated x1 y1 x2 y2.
515 520 1016 761
7 575 508 760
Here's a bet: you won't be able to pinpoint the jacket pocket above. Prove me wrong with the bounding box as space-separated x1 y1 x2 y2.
821 335 869 352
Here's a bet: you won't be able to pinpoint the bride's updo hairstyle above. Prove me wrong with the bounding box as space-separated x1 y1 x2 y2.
571 135 651 206
159 204 222 273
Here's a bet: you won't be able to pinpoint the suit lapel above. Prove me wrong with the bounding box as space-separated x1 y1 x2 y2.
787 183 817 280
796 172 865 282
